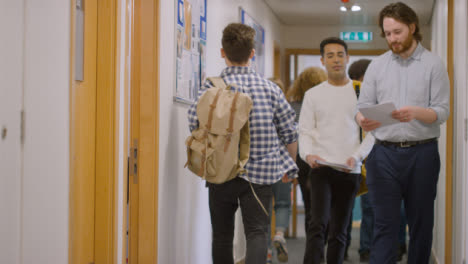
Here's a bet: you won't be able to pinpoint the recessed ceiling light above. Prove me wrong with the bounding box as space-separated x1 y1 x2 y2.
351 5 361 12
340 6 347 12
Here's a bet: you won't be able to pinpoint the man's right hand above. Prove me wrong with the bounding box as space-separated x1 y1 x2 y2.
356 112 381 132
306 155 326 169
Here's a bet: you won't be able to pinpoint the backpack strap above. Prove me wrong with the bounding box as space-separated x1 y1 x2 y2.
205 89 223 131
224 92 240 152
207 77 228 90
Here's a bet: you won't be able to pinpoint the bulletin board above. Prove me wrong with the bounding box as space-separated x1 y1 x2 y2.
174 0 207 104
240 8 265 77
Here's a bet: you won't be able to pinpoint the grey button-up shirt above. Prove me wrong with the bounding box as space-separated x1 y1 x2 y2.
357 43 450 142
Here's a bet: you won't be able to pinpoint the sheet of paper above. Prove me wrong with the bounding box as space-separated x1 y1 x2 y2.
359 102 399 127
316 160 352 171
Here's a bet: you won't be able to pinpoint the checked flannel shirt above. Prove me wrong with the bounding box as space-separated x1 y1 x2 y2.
188 66 298 185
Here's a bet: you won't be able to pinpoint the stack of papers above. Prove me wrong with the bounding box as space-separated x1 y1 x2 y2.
316 160 352 171
359 102 399 127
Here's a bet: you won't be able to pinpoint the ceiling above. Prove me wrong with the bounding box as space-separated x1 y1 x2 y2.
264 0 436 26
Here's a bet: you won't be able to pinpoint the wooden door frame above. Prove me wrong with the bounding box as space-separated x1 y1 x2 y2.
445 0 454 262
128 0 160 263
69 0 119 263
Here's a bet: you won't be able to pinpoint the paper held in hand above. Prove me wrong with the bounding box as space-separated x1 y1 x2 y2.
316 160 353 171
359 102 399 127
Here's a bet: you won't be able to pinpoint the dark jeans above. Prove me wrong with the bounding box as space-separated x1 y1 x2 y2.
366 142 440 264
208 177 272 264
303 167 360 264
296 154 311 237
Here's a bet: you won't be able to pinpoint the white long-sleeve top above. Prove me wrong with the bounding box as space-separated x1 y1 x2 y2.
298 80 375 174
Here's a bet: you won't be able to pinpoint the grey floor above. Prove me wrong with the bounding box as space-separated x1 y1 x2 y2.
270 213 409 264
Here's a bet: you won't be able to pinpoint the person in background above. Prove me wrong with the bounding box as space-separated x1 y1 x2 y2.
188 23 298 264
265 77 293 264
285 67 328 261
356 2 450 263
299 37 374 264
348 59 373 262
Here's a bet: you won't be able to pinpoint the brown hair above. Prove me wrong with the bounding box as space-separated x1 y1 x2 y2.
348 59 371 81
268 77 286 95
222 23 255 64
378 2 422 42
286 67 327 102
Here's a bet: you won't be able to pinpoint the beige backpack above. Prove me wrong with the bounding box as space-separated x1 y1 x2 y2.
185 77 253 184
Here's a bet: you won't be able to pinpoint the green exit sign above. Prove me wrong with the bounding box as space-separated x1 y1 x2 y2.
340 31 373 42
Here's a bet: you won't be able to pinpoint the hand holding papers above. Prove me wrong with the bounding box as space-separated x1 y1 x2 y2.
359 102 399 127
316 160 353 171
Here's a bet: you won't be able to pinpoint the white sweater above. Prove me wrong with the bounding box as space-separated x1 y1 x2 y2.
298 80 374 174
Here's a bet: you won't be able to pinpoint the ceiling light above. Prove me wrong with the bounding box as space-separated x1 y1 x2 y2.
351 5 361 11
340 6 347 12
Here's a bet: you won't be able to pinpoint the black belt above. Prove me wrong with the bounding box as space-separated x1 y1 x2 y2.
375 138 437 148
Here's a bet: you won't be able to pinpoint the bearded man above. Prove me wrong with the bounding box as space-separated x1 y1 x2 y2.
355 2 450 264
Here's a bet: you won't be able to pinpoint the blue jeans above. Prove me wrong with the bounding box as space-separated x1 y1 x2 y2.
359 193 373 253
208 177 272 264
366 142 439 264
268 180 292 246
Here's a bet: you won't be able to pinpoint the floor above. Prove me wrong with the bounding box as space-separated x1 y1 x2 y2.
269 213 409 264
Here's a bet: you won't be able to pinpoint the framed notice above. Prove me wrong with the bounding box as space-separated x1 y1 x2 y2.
240 8 265 76
174 0 207 104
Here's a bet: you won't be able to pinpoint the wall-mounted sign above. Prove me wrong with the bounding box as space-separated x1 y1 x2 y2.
340 31 373 42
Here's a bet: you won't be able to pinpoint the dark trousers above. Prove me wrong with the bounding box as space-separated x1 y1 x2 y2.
303 167 360 264
208 177 272 264
366 141 440 264
296 154 311 237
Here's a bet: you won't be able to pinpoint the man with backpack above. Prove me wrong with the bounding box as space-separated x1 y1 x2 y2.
298 37 374 264
187 23 298 264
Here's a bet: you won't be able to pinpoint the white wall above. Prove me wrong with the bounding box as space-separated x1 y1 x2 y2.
21 1 70 264
452 0 468 262
0 1 24 263
158 0 283 263
281 24 432 50
430 0 448 262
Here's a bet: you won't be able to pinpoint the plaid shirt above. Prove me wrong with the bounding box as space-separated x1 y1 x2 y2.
188 66 298 185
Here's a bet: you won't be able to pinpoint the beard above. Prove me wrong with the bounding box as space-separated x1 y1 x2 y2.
388 32 414 54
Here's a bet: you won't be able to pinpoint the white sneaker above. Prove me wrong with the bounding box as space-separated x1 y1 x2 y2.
273 234 288 262
266 248 273 264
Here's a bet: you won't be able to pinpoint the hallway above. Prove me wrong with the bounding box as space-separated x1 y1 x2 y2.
269 208 410 264
2 0 468 263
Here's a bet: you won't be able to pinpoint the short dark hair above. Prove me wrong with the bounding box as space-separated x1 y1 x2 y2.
348 59 371 81
222 23 255 64
379 2 422 41
320 37 348 57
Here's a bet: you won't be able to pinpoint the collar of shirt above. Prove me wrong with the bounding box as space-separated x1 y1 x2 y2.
220 66 256 76
391 42 424 61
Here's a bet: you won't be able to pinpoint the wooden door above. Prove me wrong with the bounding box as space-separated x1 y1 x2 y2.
128 0 160 263
70 0 117 263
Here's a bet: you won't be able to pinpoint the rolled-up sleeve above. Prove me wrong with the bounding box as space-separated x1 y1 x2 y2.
273 91 298 145
429 59 450 124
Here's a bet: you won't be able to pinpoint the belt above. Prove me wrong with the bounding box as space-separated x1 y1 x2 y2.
375 138 437 148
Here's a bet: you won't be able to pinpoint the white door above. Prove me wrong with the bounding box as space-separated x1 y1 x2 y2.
0 1 24 263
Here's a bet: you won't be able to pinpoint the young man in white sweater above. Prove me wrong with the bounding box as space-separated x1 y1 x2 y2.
298 37 374 264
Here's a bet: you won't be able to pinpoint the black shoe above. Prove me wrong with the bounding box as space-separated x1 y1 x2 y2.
359 251 370 262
